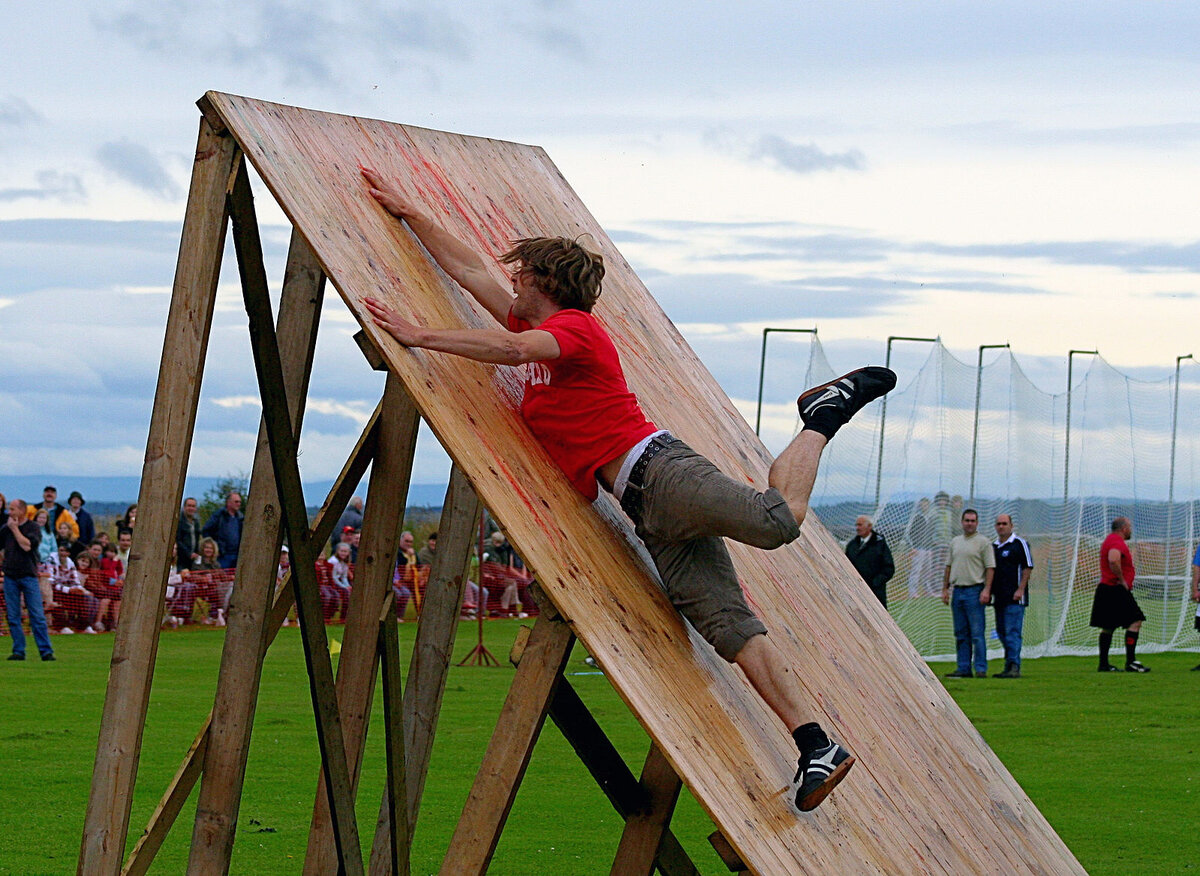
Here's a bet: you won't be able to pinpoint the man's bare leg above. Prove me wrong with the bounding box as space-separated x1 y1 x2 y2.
734 633 808 730
767 430 828 528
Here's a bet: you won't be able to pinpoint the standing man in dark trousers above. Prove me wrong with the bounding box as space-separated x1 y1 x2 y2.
845 516 895 607
991 514 1032 678
1090 517 1149 672
2 499 55 661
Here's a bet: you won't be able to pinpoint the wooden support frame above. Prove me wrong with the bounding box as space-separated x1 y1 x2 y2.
79 116 239 876
82 92 1085 876
189 225 326 873
230 159 364 874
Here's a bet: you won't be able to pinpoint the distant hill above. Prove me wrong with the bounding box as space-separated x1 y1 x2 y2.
0 475 449 511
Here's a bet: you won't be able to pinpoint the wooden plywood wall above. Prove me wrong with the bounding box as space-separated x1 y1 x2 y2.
203 91 1083 875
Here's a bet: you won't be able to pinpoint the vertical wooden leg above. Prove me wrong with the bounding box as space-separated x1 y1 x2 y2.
378 595 411 876
610 744 684 876
304 375 419 875
79 117 238 876
187 229 326 874
231 161 362 876
368 466 481 873
118 411 380 876
438 614 575 875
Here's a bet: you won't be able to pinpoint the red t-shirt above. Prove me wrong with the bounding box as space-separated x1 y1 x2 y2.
1099 532 1134 589
508 307 656 500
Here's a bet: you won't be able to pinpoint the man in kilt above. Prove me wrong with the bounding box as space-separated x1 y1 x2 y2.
1090 517 1149 672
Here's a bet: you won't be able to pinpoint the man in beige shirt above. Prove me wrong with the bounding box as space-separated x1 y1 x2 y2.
941 509 995 678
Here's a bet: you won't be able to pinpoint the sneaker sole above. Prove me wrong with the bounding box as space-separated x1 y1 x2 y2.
796 367 896 418
797 755 856 812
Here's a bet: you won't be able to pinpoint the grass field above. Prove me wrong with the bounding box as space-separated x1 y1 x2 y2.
1 622 1196 874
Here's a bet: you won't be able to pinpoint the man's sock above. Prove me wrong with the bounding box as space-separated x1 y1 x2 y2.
1125 630 1139 665
800 410 846 441
1098 630 1114 665
792 722 829 756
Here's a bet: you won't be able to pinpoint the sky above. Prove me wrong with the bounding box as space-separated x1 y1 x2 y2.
3 1 1200 497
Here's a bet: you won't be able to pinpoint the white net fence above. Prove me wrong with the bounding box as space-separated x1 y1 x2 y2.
797 339 1200 661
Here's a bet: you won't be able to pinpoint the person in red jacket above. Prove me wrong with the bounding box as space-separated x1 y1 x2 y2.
360 166 896 811
1090 516 1149 672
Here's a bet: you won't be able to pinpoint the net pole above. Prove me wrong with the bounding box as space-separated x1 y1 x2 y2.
874 336 936 507
968 343 1009 504
1062 350 1098 506
754 327 816 436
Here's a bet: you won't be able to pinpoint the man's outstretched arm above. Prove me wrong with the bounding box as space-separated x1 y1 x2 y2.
364 297 559 366
360 166 514 323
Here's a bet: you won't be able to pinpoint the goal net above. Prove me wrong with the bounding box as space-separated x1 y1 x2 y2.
791 339 1200 661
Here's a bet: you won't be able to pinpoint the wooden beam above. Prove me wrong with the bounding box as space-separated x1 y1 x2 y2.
438 614 575 875
517 636 699 876
707 830 748 874
79 116 239 876
230 161 363 875
368 465 481 874
610 744 684 876
377 593 412 876
188 228 326 874
120 727 208 876
304 374 419 875
117 407 382 876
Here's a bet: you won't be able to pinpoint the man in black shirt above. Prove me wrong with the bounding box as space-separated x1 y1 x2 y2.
2 499 55 661
991 514 1033 678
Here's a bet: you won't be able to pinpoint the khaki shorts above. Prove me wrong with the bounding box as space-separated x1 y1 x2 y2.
621 438 801 661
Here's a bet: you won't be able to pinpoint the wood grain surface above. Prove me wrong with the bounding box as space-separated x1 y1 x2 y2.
202 91 1083 875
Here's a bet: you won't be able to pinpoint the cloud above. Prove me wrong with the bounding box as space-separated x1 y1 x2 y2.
94 1 469 88
0 96 40 128
915 239 1200 273
0 171 85 204
95 140 181 199
749 134 866 174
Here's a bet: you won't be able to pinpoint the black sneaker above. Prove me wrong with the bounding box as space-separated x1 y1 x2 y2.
943 670 972 678
1125 661 1150 673
974 671 988 678
795 740 855 812
1191 663 1200 672
797 367 897 429
7 654 25 661
1098 663 1121 672
994 667 1021 678
41 654 56 662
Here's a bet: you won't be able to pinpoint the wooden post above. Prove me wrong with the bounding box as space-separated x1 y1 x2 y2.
119 410 381 876
230 161 363 875
188 228 326 873
377 593 412 876
610 744 684 876
78 117 239 876
304 374 420 874
438 613 575 875
368 465 481 873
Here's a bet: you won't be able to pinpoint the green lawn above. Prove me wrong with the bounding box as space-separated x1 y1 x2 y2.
1 622 1196 874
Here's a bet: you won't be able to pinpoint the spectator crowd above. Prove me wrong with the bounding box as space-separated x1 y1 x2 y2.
3 487 541 661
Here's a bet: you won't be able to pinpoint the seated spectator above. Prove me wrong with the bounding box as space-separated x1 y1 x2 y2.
164 546 199 627
191 537 228 624
417 532 437 567
33 509 58 565
277 546 290 585
118 503 138 534
96 542 125 631
95 531 111 552
194 537 221 571
328 542 354 590
317 550 350 622
50 543 99 633
56 519 88 560
67 491 95 544
115 529 133 569
391 563 413 621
